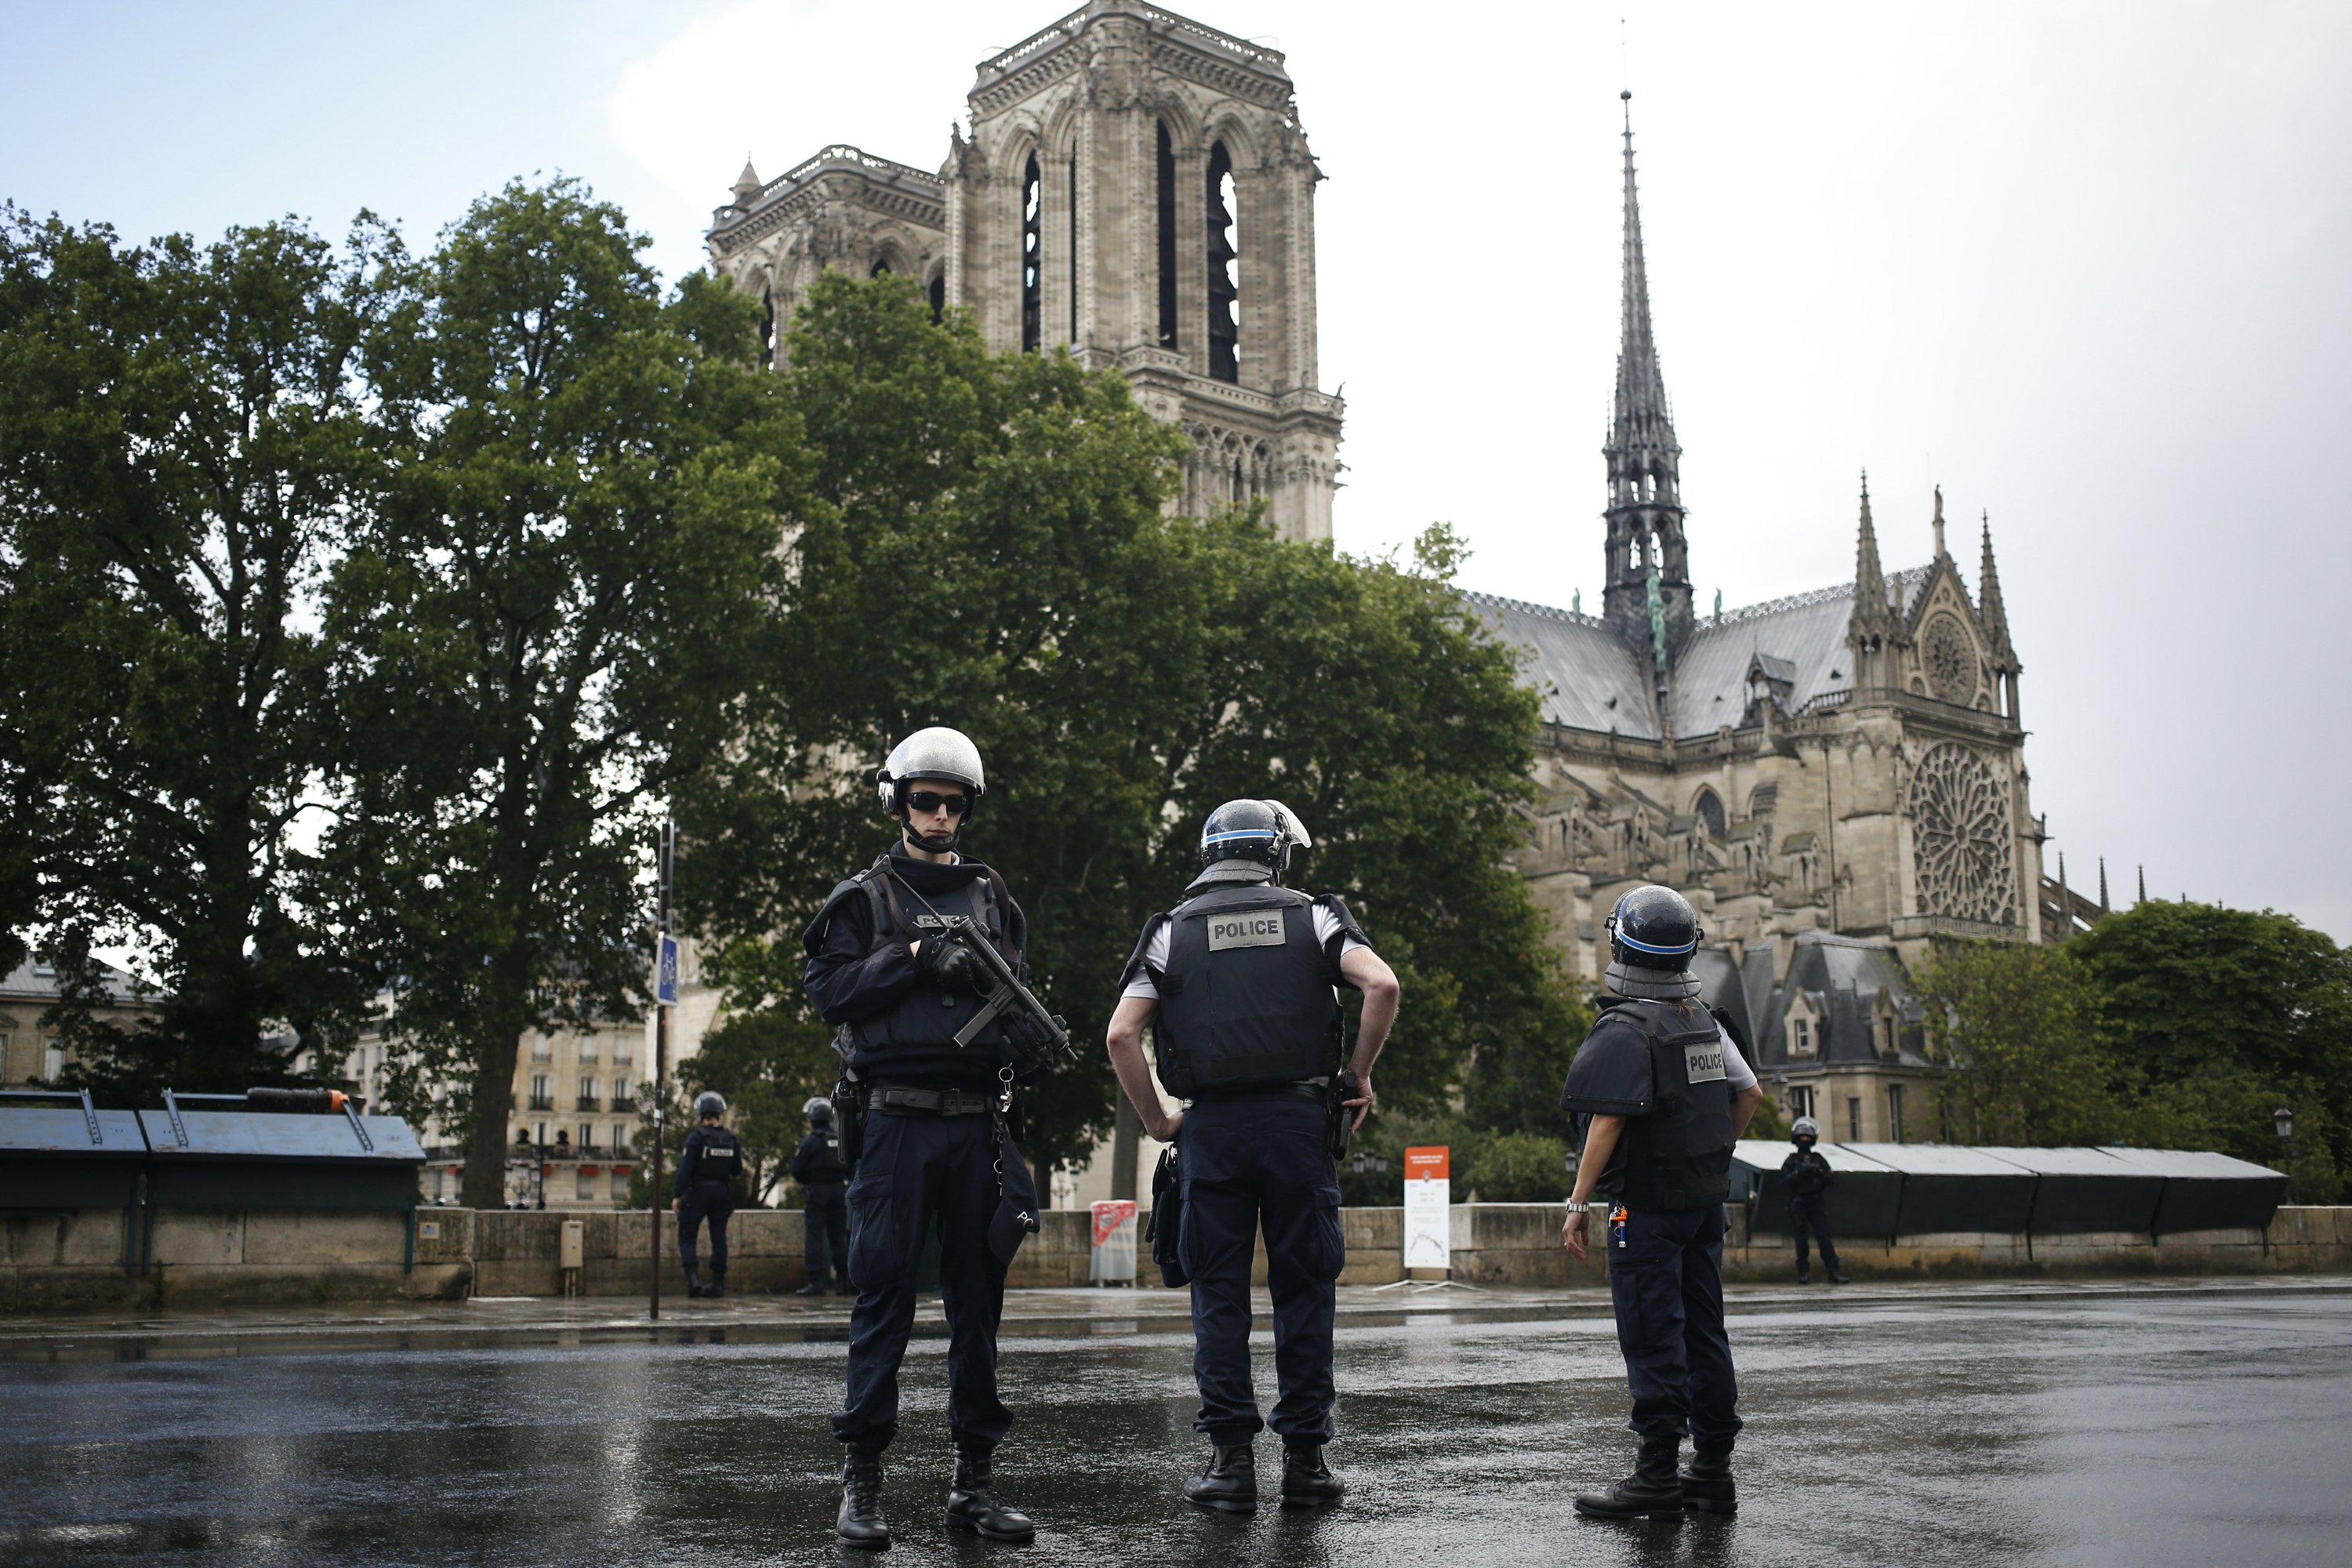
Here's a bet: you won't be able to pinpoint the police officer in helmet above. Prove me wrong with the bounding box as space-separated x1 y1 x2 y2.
1106 799 1400 1513
1560 886 1765 1519
791 1095 851 1296
673 1091 744 1299
801 726 1053 1548
1781 1116 1848 1284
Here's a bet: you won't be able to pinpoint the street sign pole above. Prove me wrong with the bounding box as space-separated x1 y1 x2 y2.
650 819 674 1322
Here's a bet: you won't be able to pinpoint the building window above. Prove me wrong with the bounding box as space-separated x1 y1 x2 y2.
1155 122 1178 349
759 288 775 361
1848 1097 1863 1142
578 1036 597 1064
531 1033 550 1062
1880 1017 1897 1056
579 1123 596 1151
612 1169 631 1199
1693 788 1726 840
1206 141 1238 383
577 1076 599 1111
613 1123 633 1156
577 1169 596 1201
533 1120 549 1146
1788 1017 1813 1058
927 274 946 323
529 1074 551 1111
1787 1086 1816 1121
612 1076 633 1110
869 257 891 278
1020 153 1041 353
1889 1083 1907 1143
43 1037 65 1081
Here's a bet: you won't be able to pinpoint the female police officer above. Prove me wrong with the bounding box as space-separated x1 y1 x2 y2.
1560 885 1764 1519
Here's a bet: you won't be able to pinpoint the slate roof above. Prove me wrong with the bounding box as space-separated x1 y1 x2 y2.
1465 567 1931 743
0 954 146 1007
1465 594 1657 738
1701 931 1929 1072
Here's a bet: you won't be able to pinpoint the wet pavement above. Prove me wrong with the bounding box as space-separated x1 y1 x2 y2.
1 1276 2348 1566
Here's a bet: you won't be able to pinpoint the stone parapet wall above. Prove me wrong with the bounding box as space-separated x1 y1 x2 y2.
6 1204 2349 1312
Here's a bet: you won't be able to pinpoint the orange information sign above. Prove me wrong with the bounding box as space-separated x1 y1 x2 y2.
1403 1146 1451 1181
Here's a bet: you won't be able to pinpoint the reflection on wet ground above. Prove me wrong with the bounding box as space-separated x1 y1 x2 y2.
1 1279 2347 1566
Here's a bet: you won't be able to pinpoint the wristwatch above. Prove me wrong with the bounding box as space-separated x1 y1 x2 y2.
1564 1201 1593 1214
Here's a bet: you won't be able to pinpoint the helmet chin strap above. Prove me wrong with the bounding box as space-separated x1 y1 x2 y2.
905 822 961 855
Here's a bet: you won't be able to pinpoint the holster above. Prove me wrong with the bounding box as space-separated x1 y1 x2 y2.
1326 1069 1361 1160
833 1076 868 1171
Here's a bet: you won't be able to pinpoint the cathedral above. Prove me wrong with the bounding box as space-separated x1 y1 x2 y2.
706 1 1343 543
710 3 2049 1152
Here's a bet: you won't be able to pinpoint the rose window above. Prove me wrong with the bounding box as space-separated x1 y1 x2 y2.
1922 612 1976 703
1909 742 2017 924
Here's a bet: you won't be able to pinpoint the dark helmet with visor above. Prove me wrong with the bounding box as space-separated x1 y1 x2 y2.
804 1095 834 1127
1196 799 1312 885
694 1091 728 1118
1606 884 1702 973
1791 1115 1820 1146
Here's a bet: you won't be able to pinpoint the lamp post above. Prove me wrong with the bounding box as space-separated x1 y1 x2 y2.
2274 1106 2295 1195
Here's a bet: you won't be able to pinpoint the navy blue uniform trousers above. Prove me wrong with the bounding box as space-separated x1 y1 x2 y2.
1606 1202 1743 1446
832 1110 1025 1453
804 1186 848 1285
1788 1193 1842 1273
1178 1090 1346 1444
678 1181 733 1277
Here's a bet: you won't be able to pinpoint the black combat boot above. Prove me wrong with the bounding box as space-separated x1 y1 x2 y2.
1574 1434 1684 1520
1680 1442 1736 1515
1795 1265 1811 1284
1828 1267 1850 1284
793 1278 827 1296
837 1443 890 1549
945 1441 1035 1542
703 1272 725 1299
1183 1442 1258 1513
1279 1440 1345 1508
684 1265 706 1299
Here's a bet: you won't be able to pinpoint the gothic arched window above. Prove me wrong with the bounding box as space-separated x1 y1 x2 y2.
1693 788 1726 840
927 274 946 323
1155 122 1178 350
1020 154 1042 354
1207 140 1238 383
758 288 775 361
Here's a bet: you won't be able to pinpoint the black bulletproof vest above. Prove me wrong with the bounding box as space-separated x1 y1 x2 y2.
1152 884 1341 1096
847 869 1009 1090
1610 998 1737 1210
806 1132 848 1185
694 1127 743 1184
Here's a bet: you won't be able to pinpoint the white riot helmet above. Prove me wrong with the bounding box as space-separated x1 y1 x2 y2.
1791 1116 1820 1145
876 726 985 851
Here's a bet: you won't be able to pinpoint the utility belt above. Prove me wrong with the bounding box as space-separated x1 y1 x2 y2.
1189 1077 1328 1105
871 1084 1001 1117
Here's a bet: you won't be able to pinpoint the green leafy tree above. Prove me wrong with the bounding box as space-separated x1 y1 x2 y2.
0 208 405 1093
1913 936 2117 1146
681 274 1578 1184
327 178 800 1209
2071 901 2351 1197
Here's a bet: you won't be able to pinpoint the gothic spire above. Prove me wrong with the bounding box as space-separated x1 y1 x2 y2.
1600 92 1693 663
1978 511 2016 664
731 156 763 210
1853 472 1886 619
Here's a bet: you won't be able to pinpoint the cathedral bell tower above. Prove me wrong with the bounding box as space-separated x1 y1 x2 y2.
1599 92 1695 671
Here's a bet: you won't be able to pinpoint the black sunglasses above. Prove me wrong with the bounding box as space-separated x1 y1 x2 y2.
905 789 971 816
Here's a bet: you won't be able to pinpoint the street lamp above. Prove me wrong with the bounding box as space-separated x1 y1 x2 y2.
2275 1106 2295 1192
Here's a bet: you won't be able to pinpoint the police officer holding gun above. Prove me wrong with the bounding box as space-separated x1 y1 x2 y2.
1559 886 1764 1520
801 727 1065 1550
790 1095 851 1295
1105 799 1399 1513
673 1091 743 1299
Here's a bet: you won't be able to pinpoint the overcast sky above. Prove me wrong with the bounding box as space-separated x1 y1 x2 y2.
9 1 2350 938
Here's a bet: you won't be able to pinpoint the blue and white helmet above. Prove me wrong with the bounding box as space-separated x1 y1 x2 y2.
1606 884 1702 972
1196 799 1312 884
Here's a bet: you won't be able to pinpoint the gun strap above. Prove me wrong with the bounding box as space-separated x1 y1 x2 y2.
869 858 1014 964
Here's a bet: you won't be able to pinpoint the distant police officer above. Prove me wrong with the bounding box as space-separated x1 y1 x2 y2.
792 1095 851 1296
1105 800 1400 1514
1781 1117 1848 1284
801 726 1054 1550
1560 886 1765 1520
673 1091 743 1299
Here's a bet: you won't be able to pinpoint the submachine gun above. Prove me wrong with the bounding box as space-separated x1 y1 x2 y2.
919 913 1076 1078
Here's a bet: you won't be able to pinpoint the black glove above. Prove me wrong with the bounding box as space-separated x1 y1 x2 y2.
1002 1010 1065 1080
917 935 985 993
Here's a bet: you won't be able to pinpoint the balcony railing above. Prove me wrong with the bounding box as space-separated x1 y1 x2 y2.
527 1094 554 1112
610 1095 636 1113
575 1095 601 1112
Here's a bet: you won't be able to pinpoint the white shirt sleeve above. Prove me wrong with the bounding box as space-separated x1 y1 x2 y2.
1717 1023 1758 1091
1120 906 1367 1001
